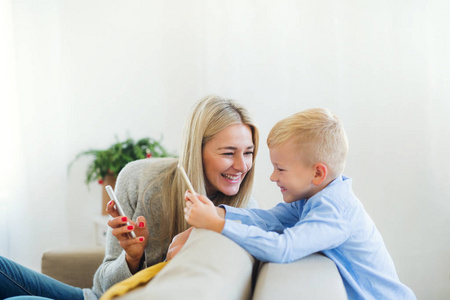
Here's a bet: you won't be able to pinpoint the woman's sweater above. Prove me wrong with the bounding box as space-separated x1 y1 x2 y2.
84 157 257 299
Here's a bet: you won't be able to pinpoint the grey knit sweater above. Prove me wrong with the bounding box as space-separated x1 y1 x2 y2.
83 157 257 299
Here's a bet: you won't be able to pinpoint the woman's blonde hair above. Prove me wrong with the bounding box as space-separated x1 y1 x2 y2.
267 108 348 178
149 95 259 251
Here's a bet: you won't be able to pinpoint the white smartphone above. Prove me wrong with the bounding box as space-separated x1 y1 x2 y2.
177 163 196 194
105 185 137 238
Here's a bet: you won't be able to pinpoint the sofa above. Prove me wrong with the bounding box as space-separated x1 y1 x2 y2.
41 246 105 289
42 228 347 299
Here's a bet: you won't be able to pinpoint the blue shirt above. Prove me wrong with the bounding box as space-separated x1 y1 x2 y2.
221 176 416 300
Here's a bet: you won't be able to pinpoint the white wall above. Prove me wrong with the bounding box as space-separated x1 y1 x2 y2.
2 0 449 298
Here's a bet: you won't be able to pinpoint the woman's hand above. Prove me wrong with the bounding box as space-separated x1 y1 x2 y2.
166 227 194 261
184 191 225 233
106 200 149 274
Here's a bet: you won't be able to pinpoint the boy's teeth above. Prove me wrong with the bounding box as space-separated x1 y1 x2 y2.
223 174 239 180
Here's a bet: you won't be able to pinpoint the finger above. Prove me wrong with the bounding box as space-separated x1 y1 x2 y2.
186 201 193 209
106 200 120 218
107 215 130 229
120 236 145 248
112 223 135 238
112 226 128 239
185 191 201 204
135 216 146 229
197 194 213 205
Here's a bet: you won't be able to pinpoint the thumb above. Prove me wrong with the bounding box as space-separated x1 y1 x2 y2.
136 216 146 228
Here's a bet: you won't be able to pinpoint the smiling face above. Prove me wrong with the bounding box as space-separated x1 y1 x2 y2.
202 124 254 197
269 140 318 203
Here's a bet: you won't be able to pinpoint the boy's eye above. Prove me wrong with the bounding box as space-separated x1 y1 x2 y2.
222 152 233 156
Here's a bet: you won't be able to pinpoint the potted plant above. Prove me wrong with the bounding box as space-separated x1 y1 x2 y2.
70 137 173 214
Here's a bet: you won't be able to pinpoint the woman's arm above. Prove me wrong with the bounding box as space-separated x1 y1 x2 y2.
92 160 153 295
92 158 178 296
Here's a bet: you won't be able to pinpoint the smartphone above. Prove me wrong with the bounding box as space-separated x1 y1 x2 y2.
177 163 196 194
105 185 137 238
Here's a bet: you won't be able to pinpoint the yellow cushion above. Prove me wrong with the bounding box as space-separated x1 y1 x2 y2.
100 261 169 300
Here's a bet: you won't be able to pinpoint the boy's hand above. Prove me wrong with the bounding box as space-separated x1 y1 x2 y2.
184 191 225 233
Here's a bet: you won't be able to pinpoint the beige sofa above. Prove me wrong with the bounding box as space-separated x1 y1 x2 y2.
41 246 105 289
42 229 347 299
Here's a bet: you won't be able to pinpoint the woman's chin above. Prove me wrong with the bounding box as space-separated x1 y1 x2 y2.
219 185 241 196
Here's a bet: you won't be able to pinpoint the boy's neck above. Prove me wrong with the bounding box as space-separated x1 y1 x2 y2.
307 175 340 201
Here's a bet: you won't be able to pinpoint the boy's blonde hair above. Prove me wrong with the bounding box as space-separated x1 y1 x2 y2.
267 108 348 178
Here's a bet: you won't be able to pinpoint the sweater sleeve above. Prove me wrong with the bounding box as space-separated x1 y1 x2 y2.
221 196 350 263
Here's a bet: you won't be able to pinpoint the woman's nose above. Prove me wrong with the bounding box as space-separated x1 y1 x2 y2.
233 155 248 173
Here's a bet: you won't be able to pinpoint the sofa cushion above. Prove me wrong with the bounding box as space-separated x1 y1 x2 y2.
119 228 255 300
252 253 347 300
41 246 105 288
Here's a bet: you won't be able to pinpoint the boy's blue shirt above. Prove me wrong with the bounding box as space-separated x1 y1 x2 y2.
220 175 416 300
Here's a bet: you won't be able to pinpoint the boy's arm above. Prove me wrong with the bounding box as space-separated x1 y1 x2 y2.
221 197 351 263
185 192 299 233
221 202 301 232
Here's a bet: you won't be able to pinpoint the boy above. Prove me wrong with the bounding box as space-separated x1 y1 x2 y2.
184 108 416 299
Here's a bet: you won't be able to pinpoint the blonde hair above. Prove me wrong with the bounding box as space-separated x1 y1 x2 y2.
267 108 348 178
149 95 259 251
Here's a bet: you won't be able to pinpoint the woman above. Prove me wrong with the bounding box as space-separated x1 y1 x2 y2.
0 95 259 300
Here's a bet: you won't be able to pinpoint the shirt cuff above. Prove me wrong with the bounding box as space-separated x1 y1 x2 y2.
218 204 245 221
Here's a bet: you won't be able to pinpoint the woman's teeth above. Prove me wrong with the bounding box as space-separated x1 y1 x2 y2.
222 174 239 180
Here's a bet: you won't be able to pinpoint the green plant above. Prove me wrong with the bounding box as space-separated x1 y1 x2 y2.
70 137 173 186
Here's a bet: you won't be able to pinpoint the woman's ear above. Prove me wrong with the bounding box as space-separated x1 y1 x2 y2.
312 163 328 185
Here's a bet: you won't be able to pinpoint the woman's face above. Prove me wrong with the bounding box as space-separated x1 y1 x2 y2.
202 124 254 197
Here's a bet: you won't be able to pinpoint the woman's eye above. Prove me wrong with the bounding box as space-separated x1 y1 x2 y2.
245 151 254 156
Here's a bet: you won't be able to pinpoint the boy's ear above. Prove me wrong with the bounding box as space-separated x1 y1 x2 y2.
312 163 328 185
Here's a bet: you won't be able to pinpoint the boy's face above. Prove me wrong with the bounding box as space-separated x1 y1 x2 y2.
269 141 317 203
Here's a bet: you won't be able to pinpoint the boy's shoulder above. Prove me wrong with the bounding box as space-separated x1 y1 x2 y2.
309 175 359 212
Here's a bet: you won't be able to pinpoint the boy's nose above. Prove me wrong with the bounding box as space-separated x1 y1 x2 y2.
270 171 277 182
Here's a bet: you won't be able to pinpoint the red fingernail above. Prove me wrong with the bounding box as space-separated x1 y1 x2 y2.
139 237 144 242
139 222 144 228
107 200 113 206
127 225 133 230
121 217 127 222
